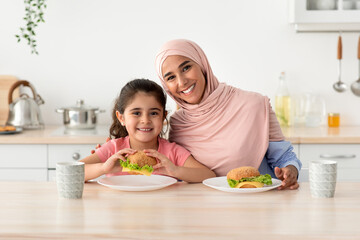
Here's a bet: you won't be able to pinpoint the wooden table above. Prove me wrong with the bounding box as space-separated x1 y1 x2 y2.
0 181 359 239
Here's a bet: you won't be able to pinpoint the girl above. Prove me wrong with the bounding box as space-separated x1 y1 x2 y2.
80 78 215 183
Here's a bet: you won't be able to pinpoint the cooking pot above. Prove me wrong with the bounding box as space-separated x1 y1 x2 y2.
6 80 44 129
56 99 105 129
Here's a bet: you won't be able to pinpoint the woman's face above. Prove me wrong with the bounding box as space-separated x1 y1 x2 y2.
161 55 206 104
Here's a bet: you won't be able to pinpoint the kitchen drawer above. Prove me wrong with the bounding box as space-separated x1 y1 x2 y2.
0 169 47 181
48 144 94 168
300 144 360 182
0 144 47 168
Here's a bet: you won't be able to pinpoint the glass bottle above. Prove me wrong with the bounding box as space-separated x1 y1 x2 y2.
275 72 291 127
328 113 340 127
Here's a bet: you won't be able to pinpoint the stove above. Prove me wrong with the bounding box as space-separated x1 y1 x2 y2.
51 125 109 137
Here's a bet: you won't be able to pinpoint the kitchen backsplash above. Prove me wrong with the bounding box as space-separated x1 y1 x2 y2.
1 0 360 126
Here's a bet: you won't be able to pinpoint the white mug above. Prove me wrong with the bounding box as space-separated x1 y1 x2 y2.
309 160 337 198
56 162 85 199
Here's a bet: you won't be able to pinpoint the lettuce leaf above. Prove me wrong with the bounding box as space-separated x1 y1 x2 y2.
120 159 154 173
227 174 272 188
227 179 239 188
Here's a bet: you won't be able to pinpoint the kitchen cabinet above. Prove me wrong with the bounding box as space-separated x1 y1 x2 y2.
299 143 360 181
0 125 108 181
48 144 94 181
289 0 360 32
0 144 48 181
0 143 94 181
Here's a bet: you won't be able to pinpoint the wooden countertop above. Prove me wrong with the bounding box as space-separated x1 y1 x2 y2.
2 125 360 144
0 181 358 239
0 125 109 144
282 126 360 144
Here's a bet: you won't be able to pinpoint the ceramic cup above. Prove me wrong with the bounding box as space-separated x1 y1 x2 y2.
56 162 85 199
309 160 337 198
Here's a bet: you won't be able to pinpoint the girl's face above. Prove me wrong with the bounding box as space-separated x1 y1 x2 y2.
161 55 206 104
117 92 165 147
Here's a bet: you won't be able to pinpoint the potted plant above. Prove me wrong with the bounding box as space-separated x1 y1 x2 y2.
15 0 47 55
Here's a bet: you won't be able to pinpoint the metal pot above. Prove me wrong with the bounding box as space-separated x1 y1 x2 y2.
56 99 105 129
6 80 45 129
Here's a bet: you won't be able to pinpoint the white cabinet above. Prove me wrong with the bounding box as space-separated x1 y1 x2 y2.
299 144 360 181
0 169 48 181
0 144 48 181
48 144 94 181
289 0 360 32
292 143 300 157
0 144 94 181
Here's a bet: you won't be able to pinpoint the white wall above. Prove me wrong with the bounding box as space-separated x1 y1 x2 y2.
1 0 360 126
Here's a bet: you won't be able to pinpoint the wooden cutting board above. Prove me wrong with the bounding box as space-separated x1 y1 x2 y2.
0 75 20 125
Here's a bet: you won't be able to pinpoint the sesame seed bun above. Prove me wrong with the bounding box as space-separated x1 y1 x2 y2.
226 166 260 181
127 151 157 168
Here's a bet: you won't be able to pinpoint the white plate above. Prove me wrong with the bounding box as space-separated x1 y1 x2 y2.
97 175 178 192
202 176 282 193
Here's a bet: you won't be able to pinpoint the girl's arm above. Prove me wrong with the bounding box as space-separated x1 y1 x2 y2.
175 155 216 183
79 154 106 182
80 148 137 182
145 150 215 183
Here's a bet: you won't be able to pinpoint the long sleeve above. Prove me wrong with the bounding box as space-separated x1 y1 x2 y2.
259 141 302 178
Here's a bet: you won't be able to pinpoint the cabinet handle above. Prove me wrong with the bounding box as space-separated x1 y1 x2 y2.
319 154 356 159
72 152 80 160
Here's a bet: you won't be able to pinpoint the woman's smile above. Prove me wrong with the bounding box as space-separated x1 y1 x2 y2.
181 83 195 95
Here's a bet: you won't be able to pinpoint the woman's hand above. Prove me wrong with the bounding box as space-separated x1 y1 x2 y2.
91 137 111 154
274 165 299 190
101 148 137 174
143 149 177 176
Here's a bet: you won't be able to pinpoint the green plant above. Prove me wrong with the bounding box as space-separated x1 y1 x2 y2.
15 0 47 55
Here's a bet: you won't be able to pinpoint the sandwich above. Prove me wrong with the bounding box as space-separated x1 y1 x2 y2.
226 166 272 188
120 151 157 176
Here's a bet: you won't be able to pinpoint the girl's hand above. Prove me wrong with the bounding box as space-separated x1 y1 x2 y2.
143 149 177 176
274 165 299 190
102 148 137 174
91 137 111 154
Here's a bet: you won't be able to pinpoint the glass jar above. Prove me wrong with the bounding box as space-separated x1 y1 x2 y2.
328 113 340 127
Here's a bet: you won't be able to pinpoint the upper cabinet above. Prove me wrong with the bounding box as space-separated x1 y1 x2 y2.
289 0 360 32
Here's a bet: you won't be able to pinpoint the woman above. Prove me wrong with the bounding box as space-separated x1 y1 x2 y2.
155 39 301 190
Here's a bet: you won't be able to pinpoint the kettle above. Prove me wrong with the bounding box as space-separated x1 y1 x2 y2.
6 80 45 129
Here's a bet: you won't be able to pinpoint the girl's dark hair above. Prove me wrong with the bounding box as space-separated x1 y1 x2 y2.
109 78 168 139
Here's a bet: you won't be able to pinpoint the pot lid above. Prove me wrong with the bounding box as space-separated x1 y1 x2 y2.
63 99 99 111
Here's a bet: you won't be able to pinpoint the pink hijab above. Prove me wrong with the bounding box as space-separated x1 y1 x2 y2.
155 39 284 176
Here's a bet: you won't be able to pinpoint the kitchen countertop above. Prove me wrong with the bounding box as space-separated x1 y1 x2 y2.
2 125 360 144
0 125 109 144
281 126 360 144
0 181 358 239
